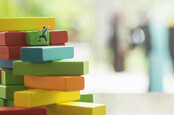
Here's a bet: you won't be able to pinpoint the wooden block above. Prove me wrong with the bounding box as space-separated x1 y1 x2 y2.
46 102 106 115
0 32 26 46
1 70 24 85
75 94 93 103
0 17 55 31
14 89 80 107
13 59 89 76
6 100 14 107
0 68 10 84
26 31 50 45
49 30 68 45
24 75 84 91
0 98 5 107
0 107 47 115
0 99 14 107
21 46 74 62
0 46 24 59
0 59 18 69
0 85 27 99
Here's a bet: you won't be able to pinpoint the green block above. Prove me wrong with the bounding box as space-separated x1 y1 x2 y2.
1 70 24 85
13 59 89 76
0 85 27 99
0 98 5 107
26 30 50 45
0 99 14 107
75 94 93 103
6 99 14 107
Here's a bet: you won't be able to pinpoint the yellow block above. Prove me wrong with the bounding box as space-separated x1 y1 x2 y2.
0 17 56 31
14 89 80 108
46 102 106 115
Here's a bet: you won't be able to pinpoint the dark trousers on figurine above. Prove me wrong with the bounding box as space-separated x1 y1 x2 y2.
39 35 48 45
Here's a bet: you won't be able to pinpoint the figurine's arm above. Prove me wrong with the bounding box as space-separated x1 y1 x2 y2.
40 28 44 32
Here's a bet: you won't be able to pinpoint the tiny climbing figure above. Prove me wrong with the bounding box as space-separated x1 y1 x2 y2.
39 26 49 45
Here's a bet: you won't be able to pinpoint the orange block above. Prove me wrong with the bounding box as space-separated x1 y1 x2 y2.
0 68 11 83
24 76 84 91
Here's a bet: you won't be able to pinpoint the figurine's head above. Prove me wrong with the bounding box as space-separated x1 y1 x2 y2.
43 26 46 28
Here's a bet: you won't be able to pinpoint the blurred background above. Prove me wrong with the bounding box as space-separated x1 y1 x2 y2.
2 0 174 114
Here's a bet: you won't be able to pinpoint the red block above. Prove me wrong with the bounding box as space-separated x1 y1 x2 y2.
0 46 24 59
0 107 46 115
49 30 68 45
0 32 26 46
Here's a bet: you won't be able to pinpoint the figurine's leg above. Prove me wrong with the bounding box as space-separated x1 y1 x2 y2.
43 35 49 45
38 35 42 42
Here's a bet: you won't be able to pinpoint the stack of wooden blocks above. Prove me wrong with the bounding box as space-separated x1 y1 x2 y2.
0 17 106 115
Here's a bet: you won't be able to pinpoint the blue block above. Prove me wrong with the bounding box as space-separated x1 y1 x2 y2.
21 46 74 62
0 59 18 69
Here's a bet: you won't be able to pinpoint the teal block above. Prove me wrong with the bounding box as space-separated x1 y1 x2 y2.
13 59 89 76
0 85 27 99
26 30 50 45
0 59 19 69
1 70 24 85
21 46 74 62
75 94 93 103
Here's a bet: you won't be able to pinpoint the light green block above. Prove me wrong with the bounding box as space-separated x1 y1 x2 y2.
26 30 50 45
1 70 24 85
13 59 89 76
0 85 27 99
75 94 93 103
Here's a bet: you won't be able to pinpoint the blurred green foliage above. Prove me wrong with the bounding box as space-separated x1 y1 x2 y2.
0 0 94 41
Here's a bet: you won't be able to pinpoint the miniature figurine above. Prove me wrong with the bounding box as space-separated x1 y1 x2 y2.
38 26 49 45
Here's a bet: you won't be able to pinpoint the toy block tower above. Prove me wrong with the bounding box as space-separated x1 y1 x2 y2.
0 17 106 115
